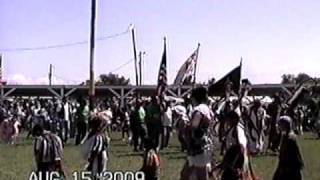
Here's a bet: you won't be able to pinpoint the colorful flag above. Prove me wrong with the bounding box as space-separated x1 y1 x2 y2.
208 60 242 96
156 38 167 97
173 44 199 86
286 78 312 108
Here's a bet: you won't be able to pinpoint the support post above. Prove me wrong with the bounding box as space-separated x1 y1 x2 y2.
120 88 125 108
60 87 65 99
1 86 4 102
178 87 182 98
47 88 61 98
65 88 77 97
3 88 16 98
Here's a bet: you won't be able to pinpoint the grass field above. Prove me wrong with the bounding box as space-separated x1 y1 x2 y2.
1 132 320 180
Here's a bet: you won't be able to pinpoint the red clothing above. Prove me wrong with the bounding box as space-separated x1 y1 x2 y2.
141 149 160 180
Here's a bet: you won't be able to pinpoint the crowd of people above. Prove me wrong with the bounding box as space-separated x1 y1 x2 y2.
0 84 319 180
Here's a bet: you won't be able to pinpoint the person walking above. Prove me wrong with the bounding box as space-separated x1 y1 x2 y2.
75 98 89 145
273 116 304 180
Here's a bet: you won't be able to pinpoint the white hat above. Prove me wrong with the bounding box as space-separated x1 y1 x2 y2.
278 115 292 129
172 105 186 115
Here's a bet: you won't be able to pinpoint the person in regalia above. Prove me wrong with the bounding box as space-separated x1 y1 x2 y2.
82 114 109 179
140 137 161 180
273 116 304 180
216 111 257 180
32 124 65 179
180 86 214 180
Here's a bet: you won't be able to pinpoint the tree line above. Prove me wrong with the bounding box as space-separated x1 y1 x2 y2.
281 73 320 84
81 72 319 86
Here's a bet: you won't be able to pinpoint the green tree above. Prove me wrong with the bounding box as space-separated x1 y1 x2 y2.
84 73 130 86
281 74 296 84
97 73 130 86
295 73 311 84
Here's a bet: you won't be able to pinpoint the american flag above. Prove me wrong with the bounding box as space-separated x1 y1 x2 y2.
173 44 199 86
156 38 167 98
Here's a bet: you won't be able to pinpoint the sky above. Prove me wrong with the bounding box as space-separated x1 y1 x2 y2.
1 0 320 85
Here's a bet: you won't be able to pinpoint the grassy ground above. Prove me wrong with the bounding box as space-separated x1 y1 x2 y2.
0 132 320 180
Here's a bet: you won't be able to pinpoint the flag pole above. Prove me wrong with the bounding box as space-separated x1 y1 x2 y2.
89 0 97 111
139 51 142 86
130 25 139 87
49 64 53 86
0 54 2 85
238 57 246 108
239 57 243 95
0 54 3 103
193 43 200 85
141 52 146 85
163 37 167 94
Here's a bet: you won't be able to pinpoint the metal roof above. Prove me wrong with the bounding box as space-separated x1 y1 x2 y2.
0 84 298 98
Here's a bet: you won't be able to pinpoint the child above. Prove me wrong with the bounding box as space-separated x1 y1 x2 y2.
140 137 161 180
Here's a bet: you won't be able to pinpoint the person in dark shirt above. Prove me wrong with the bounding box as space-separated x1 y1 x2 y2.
273 116 304 180
266 94 283 152
130 100 147 152
75 98 89 145
145 96 162 151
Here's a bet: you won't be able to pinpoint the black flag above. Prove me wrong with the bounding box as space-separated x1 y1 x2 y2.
208 60 242 96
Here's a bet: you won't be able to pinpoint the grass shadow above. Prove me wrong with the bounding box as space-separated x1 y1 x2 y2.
160 151 182 156
14 143 32 147
117 153 143 157
112 143 129 147
168 155 186 160
168 145 181 149
252 152 278 158
304 137 319 140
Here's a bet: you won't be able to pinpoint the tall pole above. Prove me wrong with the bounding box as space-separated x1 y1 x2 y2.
131 26 139 87
0 54 3 103
140 52 146 85
138 51 142 86
0 54 2 84
89 0 97 111
49 64 52 86
193 43 200 85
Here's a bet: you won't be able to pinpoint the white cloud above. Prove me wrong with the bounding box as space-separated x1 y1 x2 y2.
7 74 33 85
34 76 66 85
6 74 68 85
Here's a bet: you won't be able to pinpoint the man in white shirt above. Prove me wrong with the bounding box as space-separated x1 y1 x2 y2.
61 97 71 143
172 105 189 152
161 102 172 149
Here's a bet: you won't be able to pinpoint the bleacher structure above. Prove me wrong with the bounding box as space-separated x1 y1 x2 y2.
0 84 296 104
